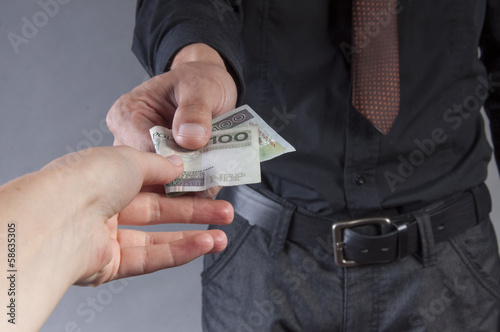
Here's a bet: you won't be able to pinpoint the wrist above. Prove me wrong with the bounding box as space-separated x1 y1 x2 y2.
21 169 89 275
171 43 226 70
0 170 88 330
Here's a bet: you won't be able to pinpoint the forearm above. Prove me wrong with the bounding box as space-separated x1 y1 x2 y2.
0 169 90 331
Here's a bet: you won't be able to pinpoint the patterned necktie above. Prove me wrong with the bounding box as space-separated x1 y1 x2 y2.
352 0 400 135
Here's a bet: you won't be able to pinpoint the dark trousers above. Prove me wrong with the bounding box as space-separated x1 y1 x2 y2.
202 191 500 331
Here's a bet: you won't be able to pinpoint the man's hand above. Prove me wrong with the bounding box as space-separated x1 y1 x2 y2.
107 43 238 151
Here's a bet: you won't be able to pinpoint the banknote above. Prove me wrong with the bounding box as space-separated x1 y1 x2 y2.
212 105 295 162
150 125 261 194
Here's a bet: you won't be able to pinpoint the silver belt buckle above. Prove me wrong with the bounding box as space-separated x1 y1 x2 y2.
331 217 392 267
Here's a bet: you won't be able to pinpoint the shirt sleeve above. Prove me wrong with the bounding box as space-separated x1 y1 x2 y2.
131 0 245 102
480 1 500 171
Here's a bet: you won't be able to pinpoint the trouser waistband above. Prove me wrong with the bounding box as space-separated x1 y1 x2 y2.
217 184 491 266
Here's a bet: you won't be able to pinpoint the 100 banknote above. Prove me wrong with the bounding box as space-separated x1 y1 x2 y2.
150 105 295 194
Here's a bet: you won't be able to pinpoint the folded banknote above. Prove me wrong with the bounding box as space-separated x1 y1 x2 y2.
150 105 295 195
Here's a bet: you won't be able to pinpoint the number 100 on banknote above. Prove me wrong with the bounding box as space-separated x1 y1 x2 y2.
150 105 295 195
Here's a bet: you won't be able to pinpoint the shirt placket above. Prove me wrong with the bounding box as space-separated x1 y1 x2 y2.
344 106 383 218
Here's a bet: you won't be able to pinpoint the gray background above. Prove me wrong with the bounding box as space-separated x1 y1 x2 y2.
0 1 498 331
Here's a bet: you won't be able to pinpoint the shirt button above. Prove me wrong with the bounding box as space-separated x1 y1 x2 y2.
355 174 366 185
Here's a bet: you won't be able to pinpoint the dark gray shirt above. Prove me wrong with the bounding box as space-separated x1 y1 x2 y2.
132 0 499 219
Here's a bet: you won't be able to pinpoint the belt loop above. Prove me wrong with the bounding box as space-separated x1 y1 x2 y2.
413 210 437 267
395 222 409 259
268 201 296 257
471 183 491 224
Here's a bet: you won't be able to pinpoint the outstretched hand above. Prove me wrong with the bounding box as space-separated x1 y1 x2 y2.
43 146 234 286
0 145 234 331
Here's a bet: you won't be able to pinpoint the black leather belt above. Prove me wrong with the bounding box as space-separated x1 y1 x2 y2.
217 183 491 267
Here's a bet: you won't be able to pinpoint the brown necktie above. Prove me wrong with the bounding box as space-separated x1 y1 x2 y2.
352 0 400 135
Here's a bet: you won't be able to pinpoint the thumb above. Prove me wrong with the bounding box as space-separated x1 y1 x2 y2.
172 103 214 150
168 62 237 150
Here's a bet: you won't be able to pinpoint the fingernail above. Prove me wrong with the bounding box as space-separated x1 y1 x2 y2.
178 123 207 138
167 155 183 166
